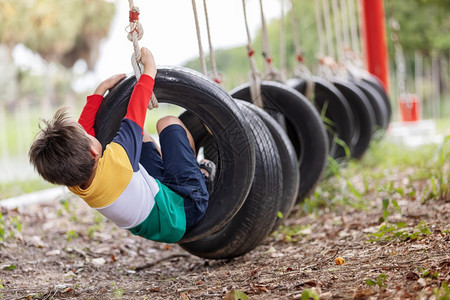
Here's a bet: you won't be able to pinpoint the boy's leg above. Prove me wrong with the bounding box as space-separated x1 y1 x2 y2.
156 116 209 228
157 116 196 156
139 130 164 180
143 130 162 156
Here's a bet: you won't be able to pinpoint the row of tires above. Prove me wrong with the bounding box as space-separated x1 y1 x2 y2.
94 66 391 260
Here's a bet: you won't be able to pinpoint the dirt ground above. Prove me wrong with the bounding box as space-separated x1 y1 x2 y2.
0 178 449 299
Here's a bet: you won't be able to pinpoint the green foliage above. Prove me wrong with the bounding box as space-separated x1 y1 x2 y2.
65 229 79 242
272 224 311 243
386 0 450 56
0 0 115 64
368 221 431 243
112 282 125 299
433 282 450 300
0 178 53 200
418 267 439 279
86 211 106 239
301 288 319 300
0 212 22 241
225 290 249 300
365 274 387 288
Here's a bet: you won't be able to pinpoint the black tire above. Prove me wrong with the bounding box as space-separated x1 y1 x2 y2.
352 79 389 133
94 66 256 243
230 81 328 202
180 100 283 259
362 74 392 124
239 101 300 232
289 76 354 159
332 79 376 159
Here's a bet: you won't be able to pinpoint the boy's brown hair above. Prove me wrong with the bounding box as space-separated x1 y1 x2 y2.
29 107 95 187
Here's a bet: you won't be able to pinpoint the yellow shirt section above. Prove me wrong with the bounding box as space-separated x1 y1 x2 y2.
69 143 133 208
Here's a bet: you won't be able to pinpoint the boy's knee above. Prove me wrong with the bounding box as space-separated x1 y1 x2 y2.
156 116 183 134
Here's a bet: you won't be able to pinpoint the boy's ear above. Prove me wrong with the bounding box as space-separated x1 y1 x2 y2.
89 145 99 158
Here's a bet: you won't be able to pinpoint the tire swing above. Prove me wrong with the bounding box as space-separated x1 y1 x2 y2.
93 2 256 243
289 77 354 159
179 100 283 259
314 0 376 160
239 101 299 233
335 0 392 131
362 74 392 124
286 0 354 160
231 0 328 203
332 79 375 159
179 0 285 258
350 78 389 133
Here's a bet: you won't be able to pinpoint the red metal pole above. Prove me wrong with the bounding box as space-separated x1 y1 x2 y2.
360 0 390 92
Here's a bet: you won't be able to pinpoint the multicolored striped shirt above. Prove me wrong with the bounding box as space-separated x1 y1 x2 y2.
69 75 186 243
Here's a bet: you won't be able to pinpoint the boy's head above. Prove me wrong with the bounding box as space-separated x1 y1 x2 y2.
29 107 96 187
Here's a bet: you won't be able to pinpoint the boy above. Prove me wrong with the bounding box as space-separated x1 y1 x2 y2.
29 47 215 243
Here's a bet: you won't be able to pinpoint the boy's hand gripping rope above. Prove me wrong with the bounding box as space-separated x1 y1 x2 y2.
127 0 158 109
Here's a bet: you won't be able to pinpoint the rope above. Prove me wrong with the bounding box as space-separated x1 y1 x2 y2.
331 0 344 63
314 0 326 58
347 0 359 53
340 0 351 51
191 0 208 76
242 0 264 108
279 0 287 81
202 0 222 83
259 0 283 82
290 0 315 100
127 0 158 109
321 0 335 60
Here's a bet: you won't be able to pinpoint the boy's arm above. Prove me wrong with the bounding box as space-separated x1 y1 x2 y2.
78 74 127 136
78 94 103 137
124 74 155 131
114 48 157 170
124 48 157 131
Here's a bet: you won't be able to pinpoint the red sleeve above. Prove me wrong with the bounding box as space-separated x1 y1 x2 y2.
78 94 103 137
125 74 155 132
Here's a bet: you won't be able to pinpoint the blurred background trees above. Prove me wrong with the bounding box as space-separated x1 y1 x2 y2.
0 0 448 182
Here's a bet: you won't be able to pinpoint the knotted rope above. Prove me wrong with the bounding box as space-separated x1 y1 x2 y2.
127 0 158 109
191 0 222 84
259 0 283 82
191 0 208 76
290 0 315 100
242 0 264 108
203 0 222 83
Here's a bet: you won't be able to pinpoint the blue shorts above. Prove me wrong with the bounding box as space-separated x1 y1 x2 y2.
139 124 209 229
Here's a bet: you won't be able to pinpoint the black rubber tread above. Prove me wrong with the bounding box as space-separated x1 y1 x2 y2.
289 76 354 159
362 74 392 126
94 66 256 243
239 101 300 232
180 100 283 259
352 79 389 133
230 81 329 203
332 79 376 159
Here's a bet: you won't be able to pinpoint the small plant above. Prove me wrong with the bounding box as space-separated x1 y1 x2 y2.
112 282 124 299
0 212 23 241
418 267 439 279
58 198 78 222
300 288 319 300
86 212 106 239
271 224 311 243
65 230 80 242
368 221 431 243
433 282 450 300
365 274 387 288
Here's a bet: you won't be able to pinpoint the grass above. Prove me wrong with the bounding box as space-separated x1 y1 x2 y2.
0 178 54 200
301 134 449 216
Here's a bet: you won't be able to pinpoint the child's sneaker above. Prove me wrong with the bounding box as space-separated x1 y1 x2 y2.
199 159 216 194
